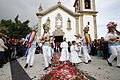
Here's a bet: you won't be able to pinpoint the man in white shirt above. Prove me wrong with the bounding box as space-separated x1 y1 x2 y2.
105 22 120 68
24 30 38 68
0 34 8 68
80 27 91 64
41 24 51 70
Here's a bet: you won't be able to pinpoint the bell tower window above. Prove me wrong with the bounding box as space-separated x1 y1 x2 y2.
85 0 91 9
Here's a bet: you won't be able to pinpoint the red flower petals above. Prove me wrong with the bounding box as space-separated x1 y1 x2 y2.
39 53 96 80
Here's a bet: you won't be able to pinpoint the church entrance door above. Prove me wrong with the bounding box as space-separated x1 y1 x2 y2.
54 36 63 43
54 36 63 52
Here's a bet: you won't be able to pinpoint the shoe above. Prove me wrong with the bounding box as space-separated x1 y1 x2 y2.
84 62 88 64
30 65 33 68
49 64 51 67
88 60 91 63
107 60 112 66
72 64 76 66
0 66 3 68
43 67 48 70
3 62 6 64
0 64 4 67
24 64 28 68
117 66 120 68
103 57 107 59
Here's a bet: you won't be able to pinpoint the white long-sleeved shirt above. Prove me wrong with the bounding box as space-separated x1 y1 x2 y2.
0 38 8 51
105 32 120 46
70 45 79 52
60 41 68 48
105 32 117 41
76 38 82 45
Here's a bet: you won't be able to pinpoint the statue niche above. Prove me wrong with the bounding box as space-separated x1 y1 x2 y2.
53 13 64 36
55 13 62 28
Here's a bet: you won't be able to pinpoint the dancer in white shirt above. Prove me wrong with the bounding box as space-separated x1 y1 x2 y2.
105 22 120 68
41 27 51 70
24 30 38 68
81 27 92 64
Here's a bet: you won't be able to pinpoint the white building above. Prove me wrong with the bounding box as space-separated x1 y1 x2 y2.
36 0 98 42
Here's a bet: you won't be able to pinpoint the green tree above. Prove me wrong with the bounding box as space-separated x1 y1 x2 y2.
0 15 32 39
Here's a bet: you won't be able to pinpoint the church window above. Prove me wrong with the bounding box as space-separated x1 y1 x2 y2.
56 13 62 28
67 18 71 31
85 0 91 9
88 22 90 25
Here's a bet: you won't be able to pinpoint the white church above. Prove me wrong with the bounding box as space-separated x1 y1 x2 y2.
36 0 98 42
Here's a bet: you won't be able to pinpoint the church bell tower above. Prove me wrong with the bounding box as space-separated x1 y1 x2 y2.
74 0 98 39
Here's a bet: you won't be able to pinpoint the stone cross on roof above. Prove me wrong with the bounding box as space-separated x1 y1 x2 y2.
57 0 61 4
38 3 43 12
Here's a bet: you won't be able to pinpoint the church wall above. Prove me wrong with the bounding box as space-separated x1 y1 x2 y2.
41 8 76 41
82 15 94 40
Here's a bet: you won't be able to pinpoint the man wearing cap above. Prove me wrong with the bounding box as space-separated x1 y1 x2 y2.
41 24 51 70
24 30 38 68
80 27 92 64
105 22 120 68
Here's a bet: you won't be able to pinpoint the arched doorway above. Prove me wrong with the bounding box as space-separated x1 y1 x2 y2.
52 28 65 43
52 28 65 52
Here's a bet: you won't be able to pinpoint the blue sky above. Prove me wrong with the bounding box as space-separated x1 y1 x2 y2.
0 0 120 38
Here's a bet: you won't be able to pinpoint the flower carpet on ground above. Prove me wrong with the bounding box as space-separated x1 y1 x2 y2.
39 53 96 80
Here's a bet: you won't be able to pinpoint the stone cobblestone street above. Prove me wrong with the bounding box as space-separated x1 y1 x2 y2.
0 53 120 80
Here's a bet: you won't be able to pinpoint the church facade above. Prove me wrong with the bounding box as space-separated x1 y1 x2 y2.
36 0 98 41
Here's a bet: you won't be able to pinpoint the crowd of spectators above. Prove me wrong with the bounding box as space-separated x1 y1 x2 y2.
0 33 27 68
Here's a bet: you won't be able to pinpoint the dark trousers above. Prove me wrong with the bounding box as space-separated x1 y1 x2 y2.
90 47 96 56
5 50 12 61
102 48 109 59
0 51 4 66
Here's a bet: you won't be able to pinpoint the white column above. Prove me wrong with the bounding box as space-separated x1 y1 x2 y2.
75 17 79 35
92 0 96 11
80 15 83 36
80 0 83 11
93 15 97 39
37 16 42 37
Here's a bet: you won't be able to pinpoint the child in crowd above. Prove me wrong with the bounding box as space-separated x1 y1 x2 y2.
69 41 82 66
59 38 69 64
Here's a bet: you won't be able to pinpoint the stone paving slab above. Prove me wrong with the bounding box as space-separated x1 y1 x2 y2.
18 54 47 80
18 54 120 80
78 56 120 80
0 62 12 80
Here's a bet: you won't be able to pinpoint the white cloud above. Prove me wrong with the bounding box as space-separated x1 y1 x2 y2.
0 0 120 38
